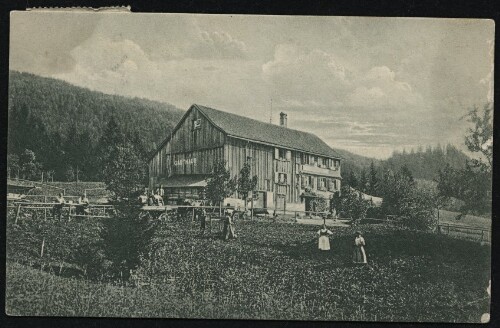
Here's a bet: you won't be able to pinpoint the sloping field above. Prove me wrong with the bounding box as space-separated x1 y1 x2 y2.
439 210 491 230
6 212 491 322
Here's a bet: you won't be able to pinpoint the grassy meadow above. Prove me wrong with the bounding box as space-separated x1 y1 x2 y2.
6 210 491 322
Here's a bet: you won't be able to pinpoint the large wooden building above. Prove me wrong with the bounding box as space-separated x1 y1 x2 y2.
148 104 342 211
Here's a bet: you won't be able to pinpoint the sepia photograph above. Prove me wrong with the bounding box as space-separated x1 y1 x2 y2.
6 10 494 323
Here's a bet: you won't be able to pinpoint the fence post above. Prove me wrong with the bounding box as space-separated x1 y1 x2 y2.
191 207 195 229
40 238 45 258
44 208 47 221
14 204 21 225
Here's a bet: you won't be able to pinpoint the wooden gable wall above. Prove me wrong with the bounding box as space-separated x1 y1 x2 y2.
148 106 226 187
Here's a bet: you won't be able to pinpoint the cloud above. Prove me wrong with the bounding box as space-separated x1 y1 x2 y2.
10 14 494 159
10 11 100 75
53 36 162 98
262 44 351 104
262 45 423 114
188 31 248 59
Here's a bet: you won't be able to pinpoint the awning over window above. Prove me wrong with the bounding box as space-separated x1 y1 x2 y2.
158 175 208 188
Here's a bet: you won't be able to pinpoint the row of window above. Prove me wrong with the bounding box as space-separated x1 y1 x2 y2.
301 175 339 191
274 147 340 169
301 154 340 169
273 173 340 191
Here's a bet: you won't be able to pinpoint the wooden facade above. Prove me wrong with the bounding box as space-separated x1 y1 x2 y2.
148 105 342 209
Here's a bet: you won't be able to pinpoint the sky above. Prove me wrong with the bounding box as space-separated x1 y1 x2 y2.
10 11 494 159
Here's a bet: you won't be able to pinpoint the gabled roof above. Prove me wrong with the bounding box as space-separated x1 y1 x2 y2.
193 104 341 159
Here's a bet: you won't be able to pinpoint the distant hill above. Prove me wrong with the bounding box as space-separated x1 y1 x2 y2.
8 71 184 180
383 144 470 180
332 144 470 186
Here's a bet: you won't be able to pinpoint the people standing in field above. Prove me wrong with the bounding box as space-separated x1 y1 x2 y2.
138 192 148 205
222 212 237 241
76 193 89 215
52 193 65 220
352 231 368 264
199 207 207 235
317 224 333 251
153 190 164 206
147 191 153 206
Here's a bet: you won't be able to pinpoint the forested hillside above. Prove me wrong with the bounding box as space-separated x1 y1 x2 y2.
340 144 470 191
8 71 184 181
383 144 469 180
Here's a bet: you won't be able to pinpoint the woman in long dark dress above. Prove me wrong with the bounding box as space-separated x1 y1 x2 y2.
352 231 367 264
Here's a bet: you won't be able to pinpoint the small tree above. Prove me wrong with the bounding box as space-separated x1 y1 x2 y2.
337 185 370 226
400 187 438 231
7 153 20 179
359 168 368 192
462 103 493 172
206 160 237 210
237 162 258 209
102 141 147 201
19 149 41 180
368 161 379 195
311 195 329 213
346 170 358 188
65 165 75 182
381 168 438 230
436 103 493 216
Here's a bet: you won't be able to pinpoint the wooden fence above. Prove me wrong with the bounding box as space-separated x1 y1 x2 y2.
437 222 491 244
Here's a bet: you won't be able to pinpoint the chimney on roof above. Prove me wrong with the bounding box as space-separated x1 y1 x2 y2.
279 112 287 128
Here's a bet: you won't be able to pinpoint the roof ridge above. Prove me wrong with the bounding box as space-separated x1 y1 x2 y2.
194 103 330 138
192 103 342 159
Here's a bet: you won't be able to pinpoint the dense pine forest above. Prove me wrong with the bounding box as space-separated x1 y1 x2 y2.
340 144 470 193
8 71 184 181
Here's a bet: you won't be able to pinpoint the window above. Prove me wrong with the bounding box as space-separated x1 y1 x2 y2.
192 118 200 146
329 179 338 191
301 175 308 188
245 144 252 158
304 175 314 188
278 173 287 184
278 148 286 160
318 177 326 190
265 179 271 191
302 153 310 164
192 118 201 130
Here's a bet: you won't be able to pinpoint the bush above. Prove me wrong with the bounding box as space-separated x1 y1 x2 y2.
336 186 370 225
381 169 438 231
399 187 438 231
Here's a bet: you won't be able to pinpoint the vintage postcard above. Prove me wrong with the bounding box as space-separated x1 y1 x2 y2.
6 10 493 323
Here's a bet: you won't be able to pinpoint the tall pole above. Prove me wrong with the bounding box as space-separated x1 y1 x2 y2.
269 98 273 124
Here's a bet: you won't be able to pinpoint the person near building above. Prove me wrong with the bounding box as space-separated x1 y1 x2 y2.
222 212 237 241
352 231 368 264
199 207 208 235
52 193 65 220
153 190 164 206
317 224 333 251
76 194 90 215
